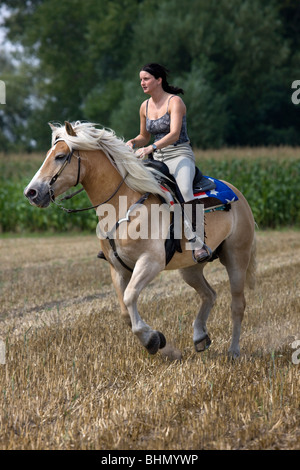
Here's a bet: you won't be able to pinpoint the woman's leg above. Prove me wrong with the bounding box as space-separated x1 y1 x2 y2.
165 156 195 202
164 156 211 262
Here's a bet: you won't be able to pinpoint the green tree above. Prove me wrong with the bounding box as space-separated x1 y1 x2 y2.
0 53 34 151
82 0 139 125
2 0 93 148
2 0 140 148
111 0 297 147
2 0 300 149
186 0 294 145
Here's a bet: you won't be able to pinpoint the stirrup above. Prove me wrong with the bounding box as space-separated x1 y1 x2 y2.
97 250 107 260
192 244 212 263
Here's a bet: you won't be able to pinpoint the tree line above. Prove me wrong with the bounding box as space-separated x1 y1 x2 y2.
1 0 300 151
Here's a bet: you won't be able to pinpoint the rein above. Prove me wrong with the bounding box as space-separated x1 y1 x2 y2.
50 174 127 214
48 140 128 213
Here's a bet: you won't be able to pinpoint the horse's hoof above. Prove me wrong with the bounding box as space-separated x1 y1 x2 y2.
146 331 166 355
158 331 166 349
228 348 240 360
194 334 211 352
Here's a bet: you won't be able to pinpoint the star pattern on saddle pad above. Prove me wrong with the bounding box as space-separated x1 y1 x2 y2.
208 189 219 196
226 197 238 203
196 177 239 207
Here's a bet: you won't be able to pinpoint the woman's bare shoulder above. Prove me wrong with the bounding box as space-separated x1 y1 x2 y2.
169 95 186 113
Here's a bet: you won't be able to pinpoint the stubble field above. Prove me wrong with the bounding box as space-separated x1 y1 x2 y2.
0 229 299 450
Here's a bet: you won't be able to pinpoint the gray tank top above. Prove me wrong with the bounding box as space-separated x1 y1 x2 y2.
145 96 189 146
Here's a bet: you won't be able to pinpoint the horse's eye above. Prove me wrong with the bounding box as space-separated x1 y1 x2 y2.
55 154 66 161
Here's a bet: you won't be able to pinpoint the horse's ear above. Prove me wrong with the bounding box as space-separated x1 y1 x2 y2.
65 121 77 136
48 122 57 132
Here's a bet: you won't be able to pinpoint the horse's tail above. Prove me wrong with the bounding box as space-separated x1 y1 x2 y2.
246 234 256 290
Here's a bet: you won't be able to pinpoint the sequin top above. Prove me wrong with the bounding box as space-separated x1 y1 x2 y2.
145 96 189 146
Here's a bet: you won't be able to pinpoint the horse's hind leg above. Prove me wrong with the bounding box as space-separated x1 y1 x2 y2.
219 241 251 358
179 265 217 352
226 264 246 358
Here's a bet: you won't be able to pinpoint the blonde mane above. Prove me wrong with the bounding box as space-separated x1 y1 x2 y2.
50 121 166 198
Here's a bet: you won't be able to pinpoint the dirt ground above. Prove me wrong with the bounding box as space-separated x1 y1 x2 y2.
0 230 299 449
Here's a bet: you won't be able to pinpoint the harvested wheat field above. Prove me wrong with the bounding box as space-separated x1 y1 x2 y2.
0 230 299 450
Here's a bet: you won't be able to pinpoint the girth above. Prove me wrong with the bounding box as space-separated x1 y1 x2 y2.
104 192 151 273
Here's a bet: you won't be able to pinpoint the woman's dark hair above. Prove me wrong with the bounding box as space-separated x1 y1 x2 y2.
141 63 184 95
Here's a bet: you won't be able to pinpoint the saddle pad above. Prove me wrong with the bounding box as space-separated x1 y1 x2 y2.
194 177 239 209
161 176 239 209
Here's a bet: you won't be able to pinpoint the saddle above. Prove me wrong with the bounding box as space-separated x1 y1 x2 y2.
143 158 216 205
143 158 238 212
143 158 239 265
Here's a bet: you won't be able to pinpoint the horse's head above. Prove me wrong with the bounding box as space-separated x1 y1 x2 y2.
24 122 82 208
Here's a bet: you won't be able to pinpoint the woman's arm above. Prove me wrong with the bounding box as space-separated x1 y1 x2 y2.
126 101 151 149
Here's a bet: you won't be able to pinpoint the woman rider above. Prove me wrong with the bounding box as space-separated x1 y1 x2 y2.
126 63 211 263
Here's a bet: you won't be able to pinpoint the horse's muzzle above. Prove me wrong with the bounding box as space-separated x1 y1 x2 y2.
24 182 51 208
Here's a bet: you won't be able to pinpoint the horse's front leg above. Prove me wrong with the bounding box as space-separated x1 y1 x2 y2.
123 255 166 355
110 265 132 327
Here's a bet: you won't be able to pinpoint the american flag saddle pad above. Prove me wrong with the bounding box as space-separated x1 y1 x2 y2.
161 175 239 211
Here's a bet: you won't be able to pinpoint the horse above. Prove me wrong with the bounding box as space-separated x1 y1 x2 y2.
24 121 256 360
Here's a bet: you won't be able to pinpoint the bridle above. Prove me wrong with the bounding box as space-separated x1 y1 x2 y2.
48 139 127 213
49 144 81 189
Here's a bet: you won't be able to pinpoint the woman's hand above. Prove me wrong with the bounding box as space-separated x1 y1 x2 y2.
135 145 153 159
126 139 135 149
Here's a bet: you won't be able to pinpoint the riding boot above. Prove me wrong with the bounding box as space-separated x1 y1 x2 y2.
183 199 212 263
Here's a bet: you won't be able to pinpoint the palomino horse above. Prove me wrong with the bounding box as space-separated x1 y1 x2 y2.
24 121 256 359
